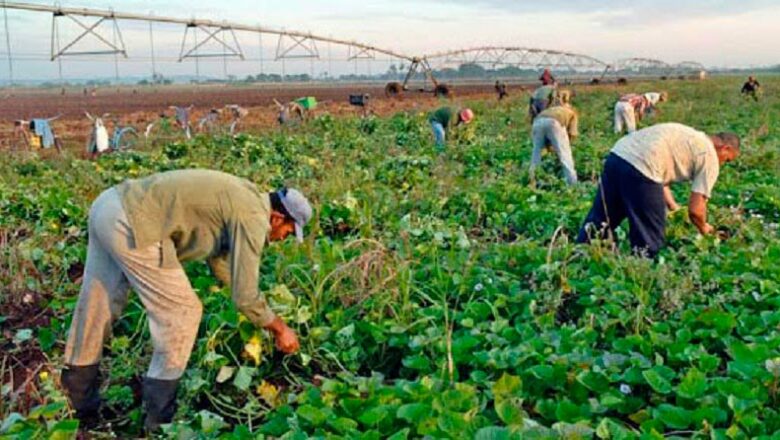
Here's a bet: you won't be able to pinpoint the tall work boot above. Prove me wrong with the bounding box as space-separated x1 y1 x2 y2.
61 364 102 428
142 377 179 434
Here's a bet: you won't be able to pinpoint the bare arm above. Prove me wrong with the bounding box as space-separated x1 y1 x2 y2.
569 112 579 139
663 185 681 211
688 192 714 235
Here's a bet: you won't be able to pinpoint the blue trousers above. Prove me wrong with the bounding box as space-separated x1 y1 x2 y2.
430 121 446 149
576 154 666 257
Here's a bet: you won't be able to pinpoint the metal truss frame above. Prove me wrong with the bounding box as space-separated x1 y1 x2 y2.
614 57 670 73
50 10 127 60
274 33 319 60
178 24 244 61
424 46 609 72
1 1 709 91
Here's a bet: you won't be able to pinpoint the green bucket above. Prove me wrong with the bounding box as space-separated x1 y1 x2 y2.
295 96 318 110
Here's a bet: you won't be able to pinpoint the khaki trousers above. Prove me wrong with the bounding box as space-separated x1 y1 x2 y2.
530 117 578 185
64 188 202 380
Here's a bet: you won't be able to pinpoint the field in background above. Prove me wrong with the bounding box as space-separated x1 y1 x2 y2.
0 77 712 150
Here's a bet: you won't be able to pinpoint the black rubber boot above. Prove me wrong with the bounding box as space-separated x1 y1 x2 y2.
142 377 179 434
61 364 101 427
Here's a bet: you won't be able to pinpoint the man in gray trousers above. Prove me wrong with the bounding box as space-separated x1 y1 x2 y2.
61 169 313 432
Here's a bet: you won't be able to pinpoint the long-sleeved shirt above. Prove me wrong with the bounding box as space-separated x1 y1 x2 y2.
538 105 579 138
533 85 556 102
116 169 276 326
428 107 455 130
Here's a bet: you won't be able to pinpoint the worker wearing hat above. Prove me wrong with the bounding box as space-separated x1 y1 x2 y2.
428 106 474 150
529 91 580 185
61 169 313 432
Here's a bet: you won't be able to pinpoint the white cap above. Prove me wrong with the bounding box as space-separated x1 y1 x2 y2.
278 188 313 243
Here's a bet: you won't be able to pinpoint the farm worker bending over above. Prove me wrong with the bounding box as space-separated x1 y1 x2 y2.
576 123 739 257
529 84 556 119
529 93 579 185
61 169 312 432
614 92 667 134
495 80 508 101
741 76 761 101
539 68 555 86
428 106 474 150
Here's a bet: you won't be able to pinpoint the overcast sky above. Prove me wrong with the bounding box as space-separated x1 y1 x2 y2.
1 0 778 80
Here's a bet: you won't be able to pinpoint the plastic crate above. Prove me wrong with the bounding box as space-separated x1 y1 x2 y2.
349 94 369 106
295 96 317 110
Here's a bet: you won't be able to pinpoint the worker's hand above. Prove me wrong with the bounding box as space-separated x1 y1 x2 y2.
699 223 715 235
274 326 300 354
264 317 300 354
667 201 681 212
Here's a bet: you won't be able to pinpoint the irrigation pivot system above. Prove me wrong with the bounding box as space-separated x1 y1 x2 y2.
0 1 707 94
615 58 707 78
423 46 610 75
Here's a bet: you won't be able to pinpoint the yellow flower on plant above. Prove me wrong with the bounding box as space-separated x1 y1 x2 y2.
243 335 263 366
256 380 279 406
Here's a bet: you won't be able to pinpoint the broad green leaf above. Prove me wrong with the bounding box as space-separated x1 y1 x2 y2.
642 369 672 394
595 418 633 440
495 399 524 426
727 361 763 380
493 373 522 399
27 402 65 420
696 310 736 335
296 404 328 426
198 410 226 434
528 365 554 381
676 368 706 399
358 406 387 426
437 412 468 437
727 340 769 363
396 403 430 424
576 371 610 393
654 404 692 430
555 400 582 423
49 419 79 440
474 426 512 440
328 417 358 433
387 428 411 440
232 366 255 391
402 354 431 370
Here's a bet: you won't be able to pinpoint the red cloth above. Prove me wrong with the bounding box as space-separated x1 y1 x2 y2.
620 94 650 118
539 69 555 85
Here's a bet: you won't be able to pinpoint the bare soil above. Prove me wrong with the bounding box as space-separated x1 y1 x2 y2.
0 82 510 150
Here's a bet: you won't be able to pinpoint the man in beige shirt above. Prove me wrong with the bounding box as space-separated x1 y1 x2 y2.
530 103 579 185
577 123 739 257
61 169 313 432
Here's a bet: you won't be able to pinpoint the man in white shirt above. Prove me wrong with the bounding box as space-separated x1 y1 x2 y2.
614 91 667 134
577 123 739 257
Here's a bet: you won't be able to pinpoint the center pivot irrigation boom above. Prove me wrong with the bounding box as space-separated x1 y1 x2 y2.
422 46 612 80
0 1 445 94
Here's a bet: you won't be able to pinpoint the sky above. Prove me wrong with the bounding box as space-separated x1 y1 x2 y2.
0 0 778 81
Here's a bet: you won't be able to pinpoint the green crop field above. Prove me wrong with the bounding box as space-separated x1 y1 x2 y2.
1 76 779 439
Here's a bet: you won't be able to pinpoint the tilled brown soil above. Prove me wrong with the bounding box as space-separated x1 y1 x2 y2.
0 82 511 150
